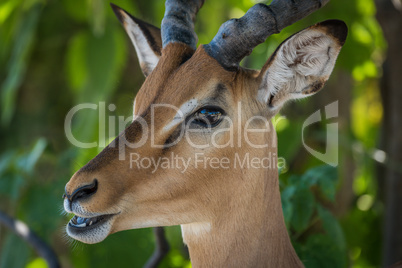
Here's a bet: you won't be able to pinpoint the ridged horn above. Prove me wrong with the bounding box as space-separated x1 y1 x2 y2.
161 0 205 50
204 0 330 71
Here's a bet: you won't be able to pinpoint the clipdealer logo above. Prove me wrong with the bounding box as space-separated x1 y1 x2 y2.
64 101 339 168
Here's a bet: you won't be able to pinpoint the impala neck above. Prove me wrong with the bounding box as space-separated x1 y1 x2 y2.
181 151 303 267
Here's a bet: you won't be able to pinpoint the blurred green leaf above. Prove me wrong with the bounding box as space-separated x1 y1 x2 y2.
20 183 62 239
0 233 30 268
89 0 106 36
0 0 19 25
26 258 48 268
0 139 46 200
65 23 127 166
297 234 346 268
281 185 296 226
17 138 47 174
71 228 154 268
290 187 315 233
282 198 294 228
0 3 42 126
65 32 88 92
318 205 346 251
0 151 16 176
61 0 87 23
9 174 24 200
301 165 338 202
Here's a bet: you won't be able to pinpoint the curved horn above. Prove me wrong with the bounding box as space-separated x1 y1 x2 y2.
204 0 330 71
161 0 205 50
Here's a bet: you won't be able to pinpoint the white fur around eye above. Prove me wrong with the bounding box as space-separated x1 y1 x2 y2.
163 99 198 132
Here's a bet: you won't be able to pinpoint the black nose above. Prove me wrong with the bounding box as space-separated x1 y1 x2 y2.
65 179 98 202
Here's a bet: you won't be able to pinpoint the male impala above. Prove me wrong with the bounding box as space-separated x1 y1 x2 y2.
63 0 347 266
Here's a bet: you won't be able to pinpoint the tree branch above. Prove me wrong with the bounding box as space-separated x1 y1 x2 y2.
144 227 170 268
0 210 60 268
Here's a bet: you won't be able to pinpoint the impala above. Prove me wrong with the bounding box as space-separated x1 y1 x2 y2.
63 0 347 266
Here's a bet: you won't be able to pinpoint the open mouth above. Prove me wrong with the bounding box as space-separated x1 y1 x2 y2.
68 214 114 231
66 213 119 244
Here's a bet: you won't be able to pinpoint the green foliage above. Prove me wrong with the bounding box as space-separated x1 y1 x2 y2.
0 233 30 268
0 0 385 267
70 229 154 268
281 166 347 268
26 258 48 268
0 139 47 267
0 138 46 200
0 2 42 126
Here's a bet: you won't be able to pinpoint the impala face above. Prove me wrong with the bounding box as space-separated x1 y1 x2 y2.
63 1 347 244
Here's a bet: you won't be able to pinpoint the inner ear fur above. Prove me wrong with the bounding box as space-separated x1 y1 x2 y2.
258 20 347 109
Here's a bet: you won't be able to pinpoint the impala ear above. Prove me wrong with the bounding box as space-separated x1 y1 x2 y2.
111 4 162 76
257 20 347 110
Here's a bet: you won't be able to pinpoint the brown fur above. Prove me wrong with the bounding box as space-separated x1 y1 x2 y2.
65 43 303 266
65 17 347 267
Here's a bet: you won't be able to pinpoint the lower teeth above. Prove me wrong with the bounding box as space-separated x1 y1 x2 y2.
72 216 99 227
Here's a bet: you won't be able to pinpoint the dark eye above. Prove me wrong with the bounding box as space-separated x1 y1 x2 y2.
193 107 224 127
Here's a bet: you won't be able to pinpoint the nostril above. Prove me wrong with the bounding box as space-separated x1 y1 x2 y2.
70 179 98 202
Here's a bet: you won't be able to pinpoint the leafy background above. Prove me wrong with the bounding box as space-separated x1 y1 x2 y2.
0 0 389 267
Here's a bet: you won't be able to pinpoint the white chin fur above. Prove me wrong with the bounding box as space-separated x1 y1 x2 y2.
64 200 115 244
66 218 113 244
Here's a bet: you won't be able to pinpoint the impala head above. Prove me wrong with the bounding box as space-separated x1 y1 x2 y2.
63 0 347 244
